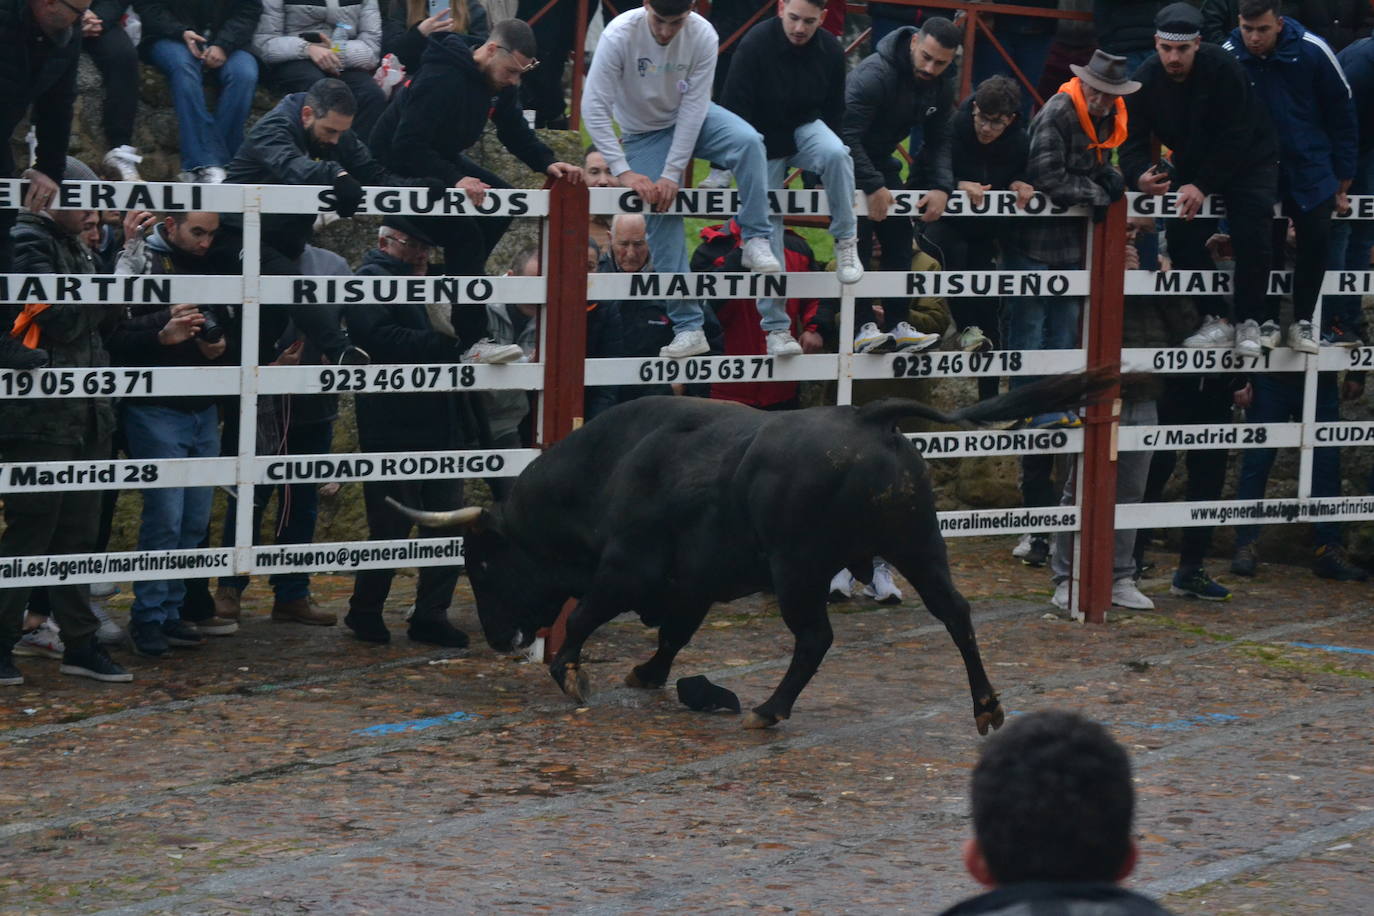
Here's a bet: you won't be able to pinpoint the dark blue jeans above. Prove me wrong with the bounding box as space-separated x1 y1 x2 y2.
1234 374 1341 548
1326 145 1374 334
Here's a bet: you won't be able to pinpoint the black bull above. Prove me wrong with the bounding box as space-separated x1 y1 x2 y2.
390 368 1115 732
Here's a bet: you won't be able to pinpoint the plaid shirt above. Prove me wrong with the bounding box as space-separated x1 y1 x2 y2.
1020 93 1125 268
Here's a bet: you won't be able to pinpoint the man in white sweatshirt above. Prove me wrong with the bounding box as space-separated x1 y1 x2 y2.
582 0 795 359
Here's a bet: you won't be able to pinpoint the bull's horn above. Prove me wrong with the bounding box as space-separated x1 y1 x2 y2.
385 497 486 528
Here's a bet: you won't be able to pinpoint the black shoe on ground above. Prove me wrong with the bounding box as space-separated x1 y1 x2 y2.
1313 545 1368 581
60 640 133 682
128 621 168 657
0 336 49 370
407 618 469 649
162 619 205 647
344 611 390 644
1231 542 1259 577
1021 535 1050 568
1 650 22 686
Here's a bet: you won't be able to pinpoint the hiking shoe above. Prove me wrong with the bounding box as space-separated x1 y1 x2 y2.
828 568 854 602
741 237 782 273
408 618 470 649
196 615 239 636
1313 545 1368 581
861 560 902 604
1234 319 1262 357
1051 579 1069 611
198 166 227 184
854 321 896 353
834 236 863 285
765 329 803 356
213 585 242 621
960 326 993 353
892 321 941 352
13 619 64 659
272 597 337 626
102 144 143 181
0 335 48 370
344 611 391 644
1231 542 1259 577
1258 319 1282 350
1111 578 1155 609
1028 411 1082 430
462 338 524 364
1323 325 1362 347
1183 315 1234 348
128 621 168 657
60 640 133 683
1169 567 1232 601
1020 534 1050 567
0 651 21 686
1288 319 1318 354
698 167 733 189
162 619 205 647
660 328 709 359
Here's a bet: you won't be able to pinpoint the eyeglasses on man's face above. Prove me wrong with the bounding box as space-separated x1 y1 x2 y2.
972 108 1015 129
495 45 539 73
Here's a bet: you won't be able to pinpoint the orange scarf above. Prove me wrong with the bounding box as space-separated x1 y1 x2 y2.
7 303 50 349
1058 77 1128 163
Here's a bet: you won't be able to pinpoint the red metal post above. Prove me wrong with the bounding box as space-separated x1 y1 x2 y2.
1078 198 1128 623
973 14 1045 109
540 179 590 447
569 0 589 130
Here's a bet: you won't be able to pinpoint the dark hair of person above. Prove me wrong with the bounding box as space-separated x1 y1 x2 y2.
1238 0 1280 20
304 78 357 119
647 0 695 18
919 16 963 50
491 18 538 58
974 76 1021 118
971 710 1135 885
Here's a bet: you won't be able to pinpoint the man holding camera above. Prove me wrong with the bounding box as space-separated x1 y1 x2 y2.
107 208 233 657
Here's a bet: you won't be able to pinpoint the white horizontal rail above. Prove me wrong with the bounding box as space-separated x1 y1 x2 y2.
1117 423 1303 452
0 366 239 399
908 427 1083 459
256 362 543 395
260 274 543 306
0 273 242 304
1118 495 1374 530
0 457 236 493
938 506 1079 537
251 448 537 484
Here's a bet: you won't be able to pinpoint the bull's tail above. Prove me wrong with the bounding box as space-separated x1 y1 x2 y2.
856 365 1120 429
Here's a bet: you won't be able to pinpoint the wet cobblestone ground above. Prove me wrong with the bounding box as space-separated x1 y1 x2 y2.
2 537 1372 914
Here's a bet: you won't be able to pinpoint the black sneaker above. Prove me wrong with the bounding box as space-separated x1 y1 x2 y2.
1231 543 1259 577
128 621 168 657
1 650 22 686
60 640 133 682
1313 545 1368 581
1021 535 1050 568
0 336 49 370
344 611 391 644
1169 567 1232 601
162 619 205 647
407 618 469 649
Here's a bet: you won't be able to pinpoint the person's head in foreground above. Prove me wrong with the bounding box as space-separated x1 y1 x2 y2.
940 710 1176 915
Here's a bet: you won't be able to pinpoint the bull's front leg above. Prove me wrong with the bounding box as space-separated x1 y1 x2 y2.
548 596 625 704
625 601 712 689
746 574 834 729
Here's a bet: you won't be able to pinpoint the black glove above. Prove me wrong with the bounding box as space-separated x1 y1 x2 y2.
332 172 366 218
422 177 448 205
1097 167 1125 204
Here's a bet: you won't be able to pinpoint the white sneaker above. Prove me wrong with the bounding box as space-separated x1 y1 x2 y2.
834 237 863 285
1051 579 1069 611
1182 315 1234 348
462 339 524 364
102 145 143 181
1287 319 1318 354
91 602 126 646
177 169 199 184
862 560 902 604
1012 534 1034 559
741 237 782 273
1258 319 1282 350
89 582 119 598
765 329 802 356
659 328 709 359
1234 318 1261 357
198 166 227 184
699 167 733 189
854 321 895 353
1111 577 1155 610
892 320 941 352
828 568 854 602
14 619 64 659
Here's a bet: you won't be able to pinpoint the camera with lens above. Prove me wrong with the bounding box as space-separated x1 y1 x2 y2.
198 305 229 344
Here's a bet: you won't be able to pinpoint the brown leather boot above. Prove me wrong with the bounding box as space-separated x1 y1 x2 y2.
271 596 336 626
213 586 242 621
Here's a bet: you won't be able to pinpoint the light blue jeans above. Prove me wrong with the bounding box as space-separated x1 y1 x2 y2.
623 103 773 332
757 120 858 331
147 40 258 171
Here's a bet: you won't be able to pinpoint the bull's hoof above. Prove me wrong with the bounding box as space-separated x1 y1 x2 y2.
743 709 780 729
555 663 590 704
975 704 1005 736
625 666 664 689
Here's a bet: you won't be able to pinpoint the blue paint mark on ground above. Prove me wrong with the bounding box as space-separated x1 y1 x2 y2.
1121 713 1241 732
354 711 481 736
1287 641 1374 657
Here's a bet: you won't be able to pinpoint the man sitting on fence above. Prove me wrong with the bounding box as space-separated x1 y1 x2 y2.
581 0 787 360
1122 3 1280 357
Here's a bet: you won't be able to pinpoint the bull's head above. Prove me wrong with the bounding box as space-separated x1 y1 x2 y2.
385 498 564 653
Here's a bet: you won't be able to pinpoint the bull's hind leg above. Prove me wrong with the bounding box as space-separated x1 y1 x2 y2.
625 601 711 689
548 595 627 705
746 566 834 729
887 532 1004 735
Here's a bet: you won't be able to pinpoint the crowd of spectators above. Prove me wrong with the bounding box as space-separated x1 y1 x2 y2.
3 0 1374 689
